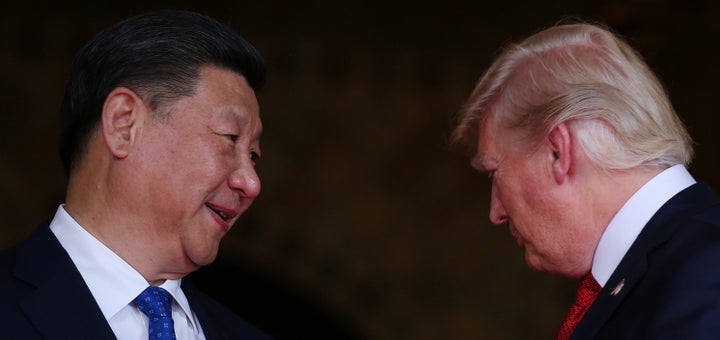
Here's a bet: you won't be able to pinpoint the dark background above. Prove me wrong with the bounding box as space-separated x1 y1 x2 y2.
1 1 719 339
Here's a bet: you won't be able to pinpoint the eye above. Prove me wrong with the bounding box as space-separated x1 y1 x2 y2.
250 151 261 161
224 134 239 143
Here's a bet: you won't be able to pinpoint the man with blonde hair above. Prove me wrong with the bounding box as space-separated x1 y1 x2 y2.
453 22 720 339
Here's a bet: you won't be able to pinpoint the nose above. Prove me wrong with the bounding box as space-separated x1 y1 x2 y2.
228 161 261 199
489 184 508 225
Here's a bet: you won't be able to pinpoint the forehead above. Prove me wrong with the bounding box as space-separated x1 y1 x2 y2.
199 66 259 110
178 66 262 132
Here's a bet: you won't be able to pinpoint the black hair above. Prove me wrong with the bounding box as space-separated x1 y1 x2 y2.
59 9 265 174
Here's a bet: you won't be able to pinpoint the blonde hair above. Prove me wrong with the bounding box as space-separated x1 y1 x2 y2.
452 22 693 170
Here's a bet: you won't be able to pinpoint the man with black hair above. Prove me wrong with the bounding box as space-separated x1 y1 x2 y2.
0 10 271 339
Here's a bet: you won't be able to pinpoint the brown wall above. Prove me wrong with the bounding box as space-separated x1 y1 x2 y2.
1 1 719 339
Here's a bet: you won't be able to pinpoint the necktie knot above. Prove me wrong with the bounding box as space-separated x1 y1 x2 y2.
574 273 601 307
133 286 177 339
555 273 601 340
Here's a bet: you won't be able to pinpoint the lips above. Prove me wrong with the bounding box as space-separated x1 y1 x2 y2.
513 233 524 247
206 202 238 222
509 226 523 247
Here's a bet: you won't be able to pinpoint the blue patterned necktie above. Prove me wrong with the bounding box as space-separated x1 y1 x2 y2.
133 286 177 340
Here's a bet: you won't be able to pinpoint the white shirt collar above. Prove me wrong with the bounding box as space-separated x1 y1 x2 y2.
48 205 198 330
591 164 696 287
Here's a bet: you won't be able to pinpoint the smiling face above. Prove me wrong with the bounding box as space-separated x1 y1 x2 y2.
129 66 261 271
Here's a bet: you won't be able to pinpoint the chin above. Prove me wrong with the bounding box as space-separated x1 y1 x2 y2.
524 253 549 274
196 255 218 267
188 247 220 268
525 256 577 278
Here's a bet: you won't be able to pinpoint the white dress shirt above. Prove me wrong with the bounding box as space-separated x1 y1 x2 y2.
591 164 697 287
49 205 206 339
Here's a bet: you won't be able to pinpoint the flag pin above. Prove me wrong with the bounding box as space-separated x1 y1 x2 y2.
610 278 625 296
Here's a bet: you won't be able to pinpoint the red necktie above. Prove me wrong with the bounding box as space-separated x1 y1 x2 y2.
555 272 601 340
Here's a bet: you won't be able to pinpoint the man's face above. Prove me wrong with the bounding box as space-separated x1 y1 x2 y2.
133 66 261 270
474 119 590 277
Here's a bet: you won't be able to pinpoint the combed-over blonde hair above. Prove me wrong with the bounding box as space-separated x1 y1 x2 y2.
452 22 693 170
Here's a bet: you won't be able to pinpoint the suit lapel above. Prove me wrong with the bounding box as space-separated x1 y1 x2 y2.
571 251 649 338
14 223 117 339
183 278 222 340
571 183 718 339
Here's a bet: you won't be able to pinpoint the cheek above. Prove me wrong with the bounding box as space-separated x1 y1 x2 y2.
495 175 539 211
499 177 556 232
143 144 226 214
171 140 228 179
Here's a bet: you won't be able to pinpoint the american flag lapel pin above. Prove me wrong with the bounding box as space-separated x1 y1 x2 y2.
610 278 625 296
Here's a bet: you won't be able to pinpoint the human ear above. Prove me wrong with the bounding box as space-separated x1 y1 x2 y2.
101 87 146 159
548 122 572 184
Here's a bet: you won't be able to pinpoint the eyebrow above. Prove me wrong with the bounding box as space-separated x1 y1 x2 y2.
470 154 486 171
224 107 248 124
472 153 500 173
224 107 263 136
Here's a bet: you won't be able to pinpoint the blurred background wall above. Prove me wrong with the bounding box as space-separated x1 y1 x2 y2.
1 1 719 339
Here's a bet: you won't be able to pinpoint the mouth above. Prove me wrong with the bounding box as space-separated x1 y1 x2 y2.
513 234 524 247
206 203 238 223
509 226 523 247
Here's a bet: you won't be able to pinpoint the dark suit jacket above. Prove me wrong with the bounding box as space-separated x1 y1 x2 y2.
571 183 720 339
0 222 273 339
